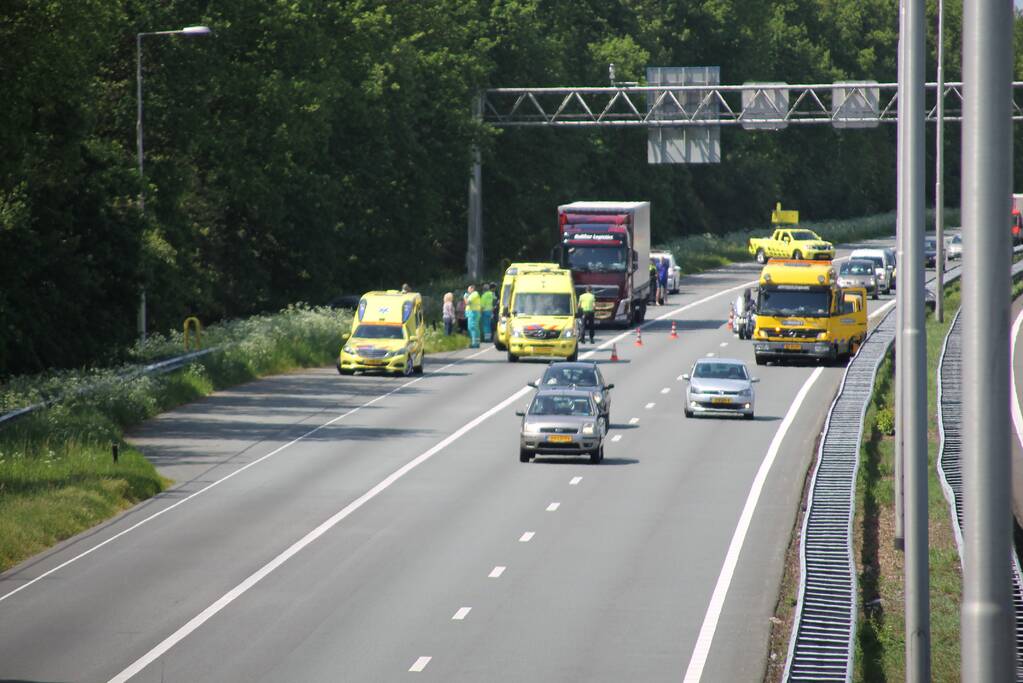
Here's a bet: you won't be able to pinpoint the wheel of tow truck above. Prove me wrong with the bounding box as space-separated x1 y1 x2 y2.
507 351 519 363
755 354 765 366
520 448 531 463
755 248 767 265
792 250 803 260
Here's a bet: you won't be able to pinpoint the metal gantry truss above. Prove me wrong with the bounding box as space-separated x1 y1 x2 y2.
482 81 1023 127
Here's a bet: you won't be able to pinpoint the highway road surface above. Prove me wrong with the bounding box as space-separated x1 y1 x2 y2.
0 246 896 682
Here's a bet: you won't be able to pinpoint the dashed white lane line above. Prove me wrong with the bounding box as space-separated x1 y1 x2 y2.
519 532 535 543
569 476 582 486
452 607 471 621
706 352 716 357
611 434 622 442
677 374 686 381
682 366 825 683
629 417 640 424
489 566 506 578
546 502 560 512
645 402 656 409
409 656 431 672
661 387 671 394
719 342 728 347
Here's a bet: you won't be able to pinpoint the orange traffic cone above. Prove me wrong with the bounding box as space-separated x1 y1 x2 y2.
635 327 643 346
727 304 734 331
670 321 679 339
610 344 619 362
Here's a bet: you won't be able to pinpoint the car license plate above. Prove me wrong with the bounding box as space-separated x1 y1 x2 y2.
711 397 732 405
547 434 572 443
784 343 801 351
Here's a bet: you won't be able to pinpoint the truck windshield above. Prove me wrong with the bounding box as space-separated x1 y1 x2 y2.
790 230 820 241
351 324 405 339
514 293 573 316
566 246 627 273
758 289 831 317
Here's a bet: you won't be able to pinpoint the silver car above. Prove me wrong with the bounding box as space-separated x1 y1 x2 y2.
682 358 758 419
529 361 614 421
517 389 607 463
946 233 962 260
838 259 879 299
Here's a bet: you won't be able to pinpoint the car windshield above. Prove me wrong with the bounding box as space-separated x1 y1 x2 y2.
790 230 820 241
758 289 831 317
951 235 962 244
925 239 937 250
351 324 405 340
852 255 883 269
841 261 873 275
566 246 628 273
528 395 595 416
514 293 572 316
693 362 748 380
542 366 599 387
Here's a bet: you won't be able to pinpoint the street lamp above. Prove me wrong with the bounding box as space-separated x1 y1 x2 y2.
136 24 211 343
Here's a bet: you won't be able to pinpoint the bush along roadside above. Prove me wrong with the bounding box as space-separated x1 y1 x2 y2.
0 305 469 573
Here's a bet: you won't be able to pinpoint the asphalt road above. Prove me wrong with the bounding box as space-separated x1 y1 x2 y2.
0 247 896 683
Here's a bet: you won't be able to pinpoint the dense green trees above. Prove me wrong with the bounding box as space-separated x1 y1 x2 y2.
0 0 1017 375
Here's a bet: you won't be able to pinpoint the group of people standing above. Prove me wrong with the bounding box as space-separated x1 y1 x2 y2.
441 283 498 347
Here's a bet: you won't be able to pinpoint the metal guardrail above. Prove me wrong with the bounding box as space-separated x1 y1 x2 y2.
0 347 219 429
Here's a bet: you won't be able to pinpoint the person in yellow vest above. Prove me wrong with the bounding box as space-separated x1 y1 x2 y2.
578 285 596 344
465 284 482 348
480 283 495 343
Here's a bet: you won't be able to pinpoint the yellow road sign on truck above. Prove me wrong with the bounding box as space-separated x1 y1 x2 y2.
752 260 867 365
770 201 800 225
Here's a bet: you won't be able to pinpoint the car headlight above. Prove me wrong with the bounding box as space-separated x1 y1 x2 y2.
561 326 575 339
592 393 603 404
522 423 541 435
817 332 828 340
758 329 768 338
738 388 752 397
342 344 354 354
511 328 524 338
582 422 595 435
384 348 405 358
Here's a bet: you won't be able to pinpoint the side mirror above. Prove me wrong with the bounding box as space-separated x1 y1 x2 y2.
501 309 509 317
527 381 537 388
682 374 690 381
605 383 615 390
751 377 760 383
515 410 525 417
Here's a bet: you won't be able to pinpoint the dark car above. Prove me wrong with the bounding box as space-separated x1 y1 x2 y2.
924 237 937 268
529 361 614 421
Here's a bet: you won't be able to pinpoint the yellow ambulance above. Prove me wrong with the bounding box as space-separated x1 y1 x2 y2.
338 291 426 376
495 262 563 351
506 268 580 362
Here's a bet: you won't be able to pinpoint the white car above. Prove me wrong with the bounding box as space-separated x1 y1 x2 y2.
650 251 681 293
946 233 962 260
849 248 895 295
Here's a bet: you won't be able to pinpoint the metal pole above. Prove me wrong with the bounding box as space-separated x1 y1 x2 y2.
136 33 147 344
961 0 1015 676
893 1 906 551
902 0 932 677
467 94 483 281
934 0 945 322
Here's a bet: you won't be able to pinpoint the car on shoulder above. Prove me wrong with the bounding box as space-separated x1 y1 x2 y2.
838 259 880 299
516 389 608 463
682 357 758 419
925 237 938 268
650 250 682 293
529 361 614 421
946 233 962 260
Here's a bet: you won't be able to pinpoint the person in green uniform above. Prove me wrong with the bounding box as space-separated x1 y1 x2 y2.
578 286 596 343
465 285 482 347
480 284 495 343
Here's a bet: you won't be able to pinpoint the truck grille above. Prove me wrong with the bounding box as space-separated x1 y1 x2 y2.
771 328 823 339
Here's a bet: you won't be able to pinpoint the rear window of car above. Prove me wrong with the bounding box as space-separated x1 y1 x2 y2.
542 367 598 387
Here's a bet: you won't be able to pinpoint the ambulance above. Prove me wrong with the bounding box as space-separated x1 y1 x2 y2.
495 262 563 351
338 291 426 376
506 268 580 362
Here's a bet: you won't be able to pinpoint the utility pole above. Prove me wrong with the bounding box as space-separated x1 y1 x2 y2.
466 94 483 281
934 0 945 323
960 0 1015 677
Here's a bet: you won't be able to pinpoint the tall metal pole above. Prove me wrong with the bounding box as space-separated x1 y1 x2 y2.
894 2 906 551
467 94 483 281
136 33 147 344
934 0 945 322
961 0 1015 676
901 0 932 677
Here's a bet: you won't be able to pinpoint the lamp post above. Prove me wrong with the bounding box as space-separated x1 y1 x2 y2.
136 25 211 343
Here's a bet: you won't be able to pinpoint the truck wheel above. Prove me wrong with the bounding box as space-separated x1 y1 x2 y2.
567 348 578 362
755 248 767 265
507 351 519 363
755 354 765 366
792 250 803 260
520 448 531 463
590 445 603 464
494 339 506 351
635 302 647 324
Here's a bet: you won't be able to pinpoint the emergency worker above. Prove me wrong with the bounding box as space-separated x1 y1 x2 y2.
465 285 482 347
480 284 495 343
656 258 668 305
649 259 659 305
578 286 596 343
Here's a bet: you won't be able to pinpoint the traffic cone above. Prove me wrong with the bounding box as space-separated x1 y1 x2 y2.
610 344 619 362
634 327 643 346
670 321 679 339
727 304 734 331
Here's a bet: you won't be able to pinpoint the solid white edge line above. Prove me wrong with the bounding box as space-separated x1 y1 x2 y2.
452 607 471 621
1010 306 1023 449
106 383 531 683
681 366 824 683
611 435 622 442
409 656 431 672
1 346 493 606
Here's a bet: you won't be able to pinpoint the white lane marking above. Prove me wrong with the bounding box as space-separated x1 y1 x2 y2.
519 532 535 543
452 607 471 621
569 476 582 486
1011 307 1023 449
629 417 640 424
661 387 671 394
106 382 532 683
869 298 896 321
409 656 431 672
706 352 716 357
682 366 824 683
489 566 506 578
645 402 656 409
611 434 622 442
719 342 728 348
546 502 560 512
1 347 493 607
677 374 686 381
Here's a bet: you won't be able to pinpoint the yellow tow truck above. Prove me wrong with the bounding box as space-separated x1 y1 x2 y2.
747 203 835 264
752 260 867 365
